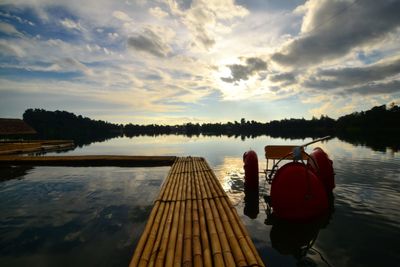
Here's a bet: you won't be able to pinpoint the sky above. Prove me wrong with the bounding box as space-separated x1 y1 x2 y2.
0 0 399 124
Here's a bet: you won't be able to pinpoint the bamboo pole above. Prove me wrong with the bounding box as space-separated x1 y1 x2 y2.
201 158 263 267
146 202 171 267
182 172 193 266
0 155 176 167
156 157 180 201
219 197 259 266
209 197 236 266
165 167 184 266
173 160 188 267
196 167 224 267
155 200 176 267
130 201 161 267
134 202 166 267
131 157 265 267
192 199 203 267
212 196 247 266
193 164 212 267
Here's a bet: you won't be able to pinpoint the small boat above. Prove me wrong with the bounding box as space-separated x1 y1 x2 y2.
243 136 335 222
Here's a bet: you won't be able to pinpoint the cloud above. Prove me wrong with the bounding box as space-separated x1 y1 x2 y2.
149 6 168 19
0 39 25 57
269 72 297 85
0 11 35 26
0 22 23 36
221 57 267 83
49 58 93 76
271 0 400 68
346 80 400 95
127 28 171 57
303 57 400 90
60 18 85 31
167 0 248 49
112 10 133 22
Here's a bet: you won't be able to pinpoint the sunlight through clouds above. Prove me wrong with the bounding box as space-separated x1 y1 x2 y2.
0 0 399 123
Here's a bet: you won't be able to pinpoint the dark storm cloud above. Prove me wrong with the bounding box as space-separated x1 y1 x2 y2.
269 72 297 84
237 0 306 12
346 80 400 95
271 0 400 67
221 57 267 83
304 58 400 89
127 29 170 57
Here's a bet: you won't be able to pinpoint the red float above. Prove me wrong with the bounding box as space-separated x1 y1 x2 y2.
270 162 329 222
243 150 259 191
308 147 335 193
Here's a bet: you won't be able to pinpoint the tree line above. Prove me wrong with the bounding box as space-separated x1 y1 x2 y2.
22 103 400 147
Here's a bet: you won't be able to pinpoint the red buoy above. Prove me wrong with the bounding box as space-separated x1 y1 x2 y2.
308 147 335 193
270 162 329 222
243 150 259 191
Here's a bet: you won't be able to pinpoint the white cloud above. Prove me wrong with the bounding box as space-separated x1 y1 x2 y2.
166 0 249 49
0 22 23 36
60 18 85 31
0 39 26 57
112 10 133 22
0 0 399 122
149 6 168 19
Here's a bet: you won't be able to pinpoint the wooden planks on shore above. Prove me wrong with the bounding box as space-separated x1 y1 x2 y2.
130 157 265 267
0 140 75 155
0 155 176 167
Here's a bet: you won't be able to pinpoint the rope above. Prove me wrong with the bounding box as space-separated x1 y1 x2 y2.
309 247 333 267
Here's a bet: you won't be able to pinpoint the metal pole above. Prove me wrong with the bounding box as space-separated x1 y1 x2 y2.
301 136 331 148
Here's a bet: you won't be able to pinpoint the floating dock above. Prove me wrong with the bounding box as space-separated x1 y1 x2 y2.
130 157 265 267
0 155 176 167
0 140 75 155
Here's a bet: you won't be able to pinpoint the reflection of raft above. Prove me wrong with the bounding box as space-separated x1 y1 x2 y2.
243 137 335 222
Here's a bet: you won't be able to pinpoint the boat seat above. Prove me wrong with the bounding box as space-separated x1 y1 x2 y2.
264 145 308 176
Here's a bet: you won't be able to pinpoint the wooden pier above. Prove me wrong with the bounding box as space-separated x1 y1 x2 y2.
130 157 265 267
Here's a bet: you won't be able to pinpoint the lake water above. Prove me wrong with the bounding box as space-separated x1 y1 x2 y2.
1 135 399 267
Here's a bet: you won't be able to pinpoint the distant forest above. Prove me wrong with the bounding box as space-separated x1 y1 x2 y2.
21 103 400 149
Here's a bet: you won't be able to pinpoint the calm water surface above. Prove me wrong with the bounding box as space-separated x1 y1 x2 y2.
1 135 399 267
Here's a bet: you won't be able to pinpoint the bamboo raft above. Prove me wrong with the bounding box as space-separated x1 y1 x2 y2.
0 140 75 155
0 155 176 167
130 157 265 267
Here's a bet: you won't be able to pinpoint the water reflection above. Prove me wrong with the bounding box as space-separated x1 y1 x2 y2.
212 137 399 267
0 166 33 182
269 213 333 267
244 187 259 219
1 135 399 267
0 166 169 266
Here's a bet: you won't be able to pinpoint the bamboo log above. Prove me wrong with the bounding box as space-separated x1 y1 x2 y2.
155 200 176 267
165 168 184 266
219 197 259 266
130 201 161 267
212 197 247 266
173 164 188 267
131 157 265 267
0 155 176 167
201 159 261 267
131 201 166 267
194 171 212 267
146 202 171 267
157 158 179 201
204 199 225 267
229 200 265 267
209 198 236 266
183 199 192 267
192 199 203 267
